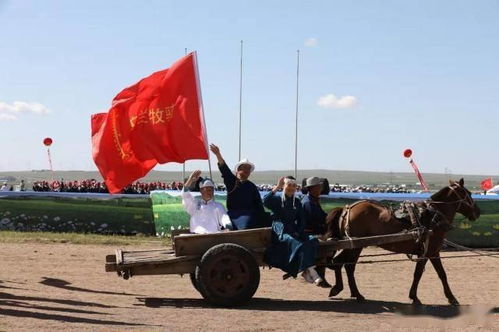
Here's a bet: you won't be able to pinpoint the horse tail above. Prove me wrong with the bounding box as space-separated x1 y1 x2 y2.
322 207 343 240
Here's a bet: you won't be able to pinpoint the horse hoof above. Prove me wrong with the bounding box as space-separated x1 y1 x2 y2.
316 280 332 288
411 298 422 305
354 295 365 302
329 286 343 297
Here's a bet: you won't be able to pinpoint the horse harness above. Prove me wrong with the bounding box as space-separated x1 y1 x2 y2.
336 183 474 261
339 200 447 260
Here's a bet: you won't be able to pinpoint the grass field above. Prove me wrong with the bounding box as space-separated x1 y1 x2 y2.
0 195 155 235
0 230 169 246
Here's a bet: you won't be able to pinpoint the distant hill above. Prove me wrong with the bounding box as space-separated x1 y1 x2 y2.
0 169 495 190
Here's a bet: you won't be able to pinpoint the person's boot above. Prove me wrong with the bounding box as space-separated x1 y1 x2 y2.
301 270 314 283
307 266 329 288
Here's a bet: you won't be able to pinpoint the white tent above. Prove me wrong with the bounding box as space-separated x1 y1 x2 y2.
486 184 499 195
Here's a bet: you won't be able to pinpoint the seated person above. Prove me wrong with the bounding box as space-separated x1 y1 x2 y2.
209 144 267 230
302 176 331 287
263 176 328 287
182 170 232 234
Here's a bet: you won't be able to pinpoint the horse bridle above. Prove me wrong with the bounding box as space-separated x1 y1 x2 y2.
427 183 475 226
430 183 474 209
447 183 475 211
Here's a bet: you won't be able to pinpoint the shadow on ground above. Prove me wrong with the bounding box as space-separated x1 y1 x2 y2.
0 280 26 291
0 291 155 327
136 297 498 319
39 277 143 296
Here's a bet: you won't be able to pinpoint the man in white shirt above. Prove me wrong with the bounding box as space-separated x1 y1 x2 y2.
0 182 9 192
182 170 232 234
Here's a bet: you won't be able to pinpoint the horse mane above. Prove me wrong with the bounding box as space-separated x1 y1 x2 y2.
322 207 343 240
430 183 455 201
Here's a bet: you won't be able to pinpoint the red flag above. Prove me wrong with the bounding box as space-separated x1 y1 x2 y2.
481 178 493 191
91 52 209 193
409 159 429 191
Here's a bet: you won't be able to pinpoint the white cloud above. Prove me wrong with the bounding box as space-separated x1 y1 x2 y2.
317 94 358 109
0 113 17 121
0 101 52 115
304 37 318 47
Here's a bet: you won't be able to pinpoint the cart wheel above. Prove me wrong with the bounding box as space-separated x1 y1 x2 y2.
189 272 201 293
195 243 260 307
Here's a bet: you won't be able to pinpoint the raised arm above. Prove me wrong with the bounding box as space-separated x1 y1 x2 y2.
182 170 201 216
210 143 236 189
272 177 285 194
263 177 285 210
184 170 201 189
209 144 225 165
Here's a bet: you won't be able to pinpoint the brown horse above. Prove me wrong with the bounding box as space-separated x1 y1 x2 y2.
324 179 480 305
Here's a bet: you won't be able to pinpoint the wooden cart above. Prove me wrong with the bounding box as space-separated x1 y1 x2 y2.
105 228 423 307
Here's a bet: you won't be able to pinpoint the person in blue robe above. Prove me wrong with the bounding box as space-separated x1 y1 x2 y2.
301 176 331 287
209 144 268 230
263 176 328 287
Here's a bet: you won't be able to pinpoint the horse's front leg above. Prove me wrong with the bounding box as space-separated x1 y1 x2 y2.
344 248 364 301
328 250 347 297
409 258 428 305
430 255 459 306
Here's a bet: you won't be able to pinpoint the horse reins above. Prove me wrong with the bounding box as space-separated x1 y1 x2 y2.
425 183 476 226
430 183 475 209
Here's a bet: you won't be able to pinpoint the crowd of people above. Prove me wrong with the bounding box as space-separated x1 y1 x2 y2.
27 180 413 194
330 184 412 194
31 179 184 194
20 179 413 194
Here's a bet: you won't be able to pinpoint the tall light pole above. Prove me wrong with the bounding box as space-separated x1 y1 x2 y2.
238 40 243 161
294 50 300 180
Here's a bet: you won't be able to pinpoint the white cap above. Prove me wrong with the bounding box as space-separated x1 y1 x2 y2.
234 158 255 173
199 178 215 189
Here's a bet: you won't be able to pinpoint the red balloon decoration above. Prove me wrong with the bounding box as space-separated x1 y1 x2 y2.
403 148 412 158
43 137 53 147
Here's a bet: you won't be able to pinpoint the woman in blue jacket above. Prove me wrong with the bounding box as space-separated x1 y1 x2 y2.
263 176 327 287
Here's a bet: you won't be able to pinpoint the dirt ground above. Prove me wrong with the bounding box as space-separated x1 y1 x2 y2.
0 242 497 331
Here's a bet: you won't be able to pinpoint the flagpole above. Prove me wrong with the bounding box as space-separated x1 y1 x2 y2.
182 48 188 184
238 40 243 161
192 51 213 179
294 49 300 180
47 147 54 181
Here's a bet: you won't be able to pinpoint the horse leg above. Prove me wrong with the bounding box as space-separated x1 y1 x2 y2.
430 255 459 306
344 248 365 301
409 258 428 305
328 250 348 297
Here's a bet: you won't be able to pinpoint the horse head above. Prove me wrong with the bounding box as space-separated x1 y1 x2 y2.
430 178 481 221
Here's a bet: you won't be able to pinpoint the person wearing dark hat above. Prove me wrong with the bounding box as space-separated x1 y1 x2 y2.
209 144 266 230
301 176 331 286
263 176 327 287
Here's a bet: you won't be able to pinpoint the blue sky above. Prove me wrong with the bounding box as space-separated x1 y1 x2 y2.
1 0 498 175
